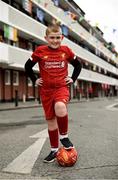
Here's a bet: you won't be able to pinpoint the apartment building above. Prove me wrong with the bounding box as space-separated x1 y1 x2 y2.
0 0 118 102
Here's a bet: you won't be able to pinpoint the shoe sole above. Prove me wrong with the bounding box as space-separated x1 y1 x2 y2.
43 158 56 163
63 146 74 150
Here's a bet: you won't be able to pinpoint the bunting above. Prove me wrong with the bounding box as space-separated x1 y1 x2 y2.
94 22 117 35
44 2 48 8
36 8 44 23
52 18 61 25
112 28 117 33
22 0 32 14
64 11 69 16
4 25 18 41
61 25 69 36
79 16 84 22
70 12 77 20
95 22 99 27
53 0 60 7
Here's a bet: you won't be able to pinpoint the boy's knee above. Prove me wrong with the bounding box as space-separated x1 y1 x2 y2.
55 102 67 117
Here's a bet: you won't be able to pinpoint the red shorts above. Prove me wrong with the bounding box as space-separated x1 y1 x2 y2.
40 86 69 120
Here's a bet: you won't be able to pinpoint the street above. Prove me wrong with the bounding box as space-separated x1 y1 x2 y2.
0 98 118 179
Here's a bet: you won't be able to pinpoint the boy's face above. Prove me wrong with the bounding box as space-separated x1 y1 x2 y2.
45 32 64 49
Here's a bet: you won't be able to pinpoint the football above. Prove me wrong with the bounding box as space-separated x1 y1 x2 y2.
56 147 78 167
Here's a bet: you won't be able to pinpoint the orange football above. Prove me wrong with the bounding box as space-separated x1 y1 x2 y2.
56 147 78 167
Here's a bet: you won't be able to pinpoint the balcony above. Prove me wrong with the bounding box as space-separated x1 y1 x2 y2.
0 42 118 85
0 1 118 75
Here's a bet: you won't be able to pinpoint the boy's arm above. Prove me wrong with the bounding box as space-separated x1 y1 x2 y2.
70 56 82 83
24 58 38 85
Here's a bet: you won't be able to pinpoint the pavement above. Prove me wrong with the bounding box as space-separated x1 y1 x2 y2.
0 98 82 111
0 100 41 111
0 97 117 112
0 97 118 126
0 98 80 126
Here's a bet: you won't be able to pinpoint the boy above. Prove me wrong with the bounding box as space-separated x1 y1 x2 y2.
25 23 82 163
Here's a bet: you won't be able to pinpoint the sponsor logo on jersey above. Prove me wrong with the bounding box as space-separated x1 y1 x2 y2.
44 61 65 69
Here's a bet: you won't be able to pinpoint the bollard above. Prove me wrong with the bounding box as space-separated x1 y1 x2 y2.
15 90 18 107
23 94 26 103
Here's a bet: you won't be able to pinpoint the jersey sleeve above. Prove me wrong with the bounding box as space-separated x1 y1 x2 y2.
31 47 40 62
66 46 75 62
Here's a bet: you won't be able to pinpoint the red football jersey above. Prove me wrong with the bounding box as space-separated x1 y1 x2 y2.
31 45 75 88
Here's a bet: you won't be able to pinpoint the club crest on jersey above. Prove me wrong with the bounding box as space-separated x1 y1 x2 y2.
43 55 48 59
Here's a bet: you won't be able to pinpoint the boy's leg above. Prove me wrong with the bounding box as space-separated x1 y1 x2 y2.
55 101 68 135
43 118 59 163
40 90 59 162
47 118 59 151
55 101 73 149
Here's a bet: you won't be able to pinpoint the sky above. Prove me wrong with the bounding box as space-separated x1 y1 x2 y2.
74 0 118 52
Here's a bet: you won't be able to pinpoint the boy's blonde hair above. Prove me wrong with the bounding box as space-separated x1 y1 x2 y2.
46 22 62 36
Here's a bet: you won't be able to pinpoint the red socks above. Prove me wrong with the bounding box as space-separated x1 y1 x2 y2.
48 129 59 149
56 115 68 135
48 115 68 150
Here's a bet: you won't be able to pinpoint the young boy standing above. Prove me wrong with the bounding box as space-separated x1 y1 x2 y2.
25 23 82 163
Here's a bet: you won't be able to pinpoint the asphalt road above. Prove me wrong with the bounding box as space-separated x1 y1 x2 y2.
0 98 118 179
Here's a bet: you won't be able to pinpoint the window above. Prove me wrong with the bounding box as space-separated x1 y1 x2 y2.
5 70 10 85
13 71 19 86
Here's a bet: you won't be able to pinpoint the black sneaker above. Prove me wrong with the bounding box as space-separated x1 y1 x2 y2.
60 138 74 149
43 151 57 163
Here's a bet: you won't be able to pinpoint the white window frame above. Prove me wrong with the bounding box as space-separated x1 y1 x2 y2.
5 70 11 85
13 71 19 86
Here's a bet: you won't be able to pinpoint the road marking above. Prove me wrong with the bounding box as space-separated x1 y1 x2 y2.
106 103 118 111
2 128 48 174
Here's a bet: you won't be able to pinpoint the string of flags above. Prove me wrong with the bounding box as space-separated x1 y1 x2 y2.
78 16 84 22
22 0 32 14
36 8 45 23
21 0 118 55
92 22 117 35
112 28 117 33
32 0 118 36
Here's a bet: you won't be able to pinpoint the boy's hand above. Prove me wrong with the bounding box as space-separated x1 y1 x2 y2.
35 78 43 86
65 76 73 85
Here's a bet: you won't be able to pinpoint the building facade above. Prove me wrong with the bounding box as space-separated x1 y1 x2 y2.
0 0 118 102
